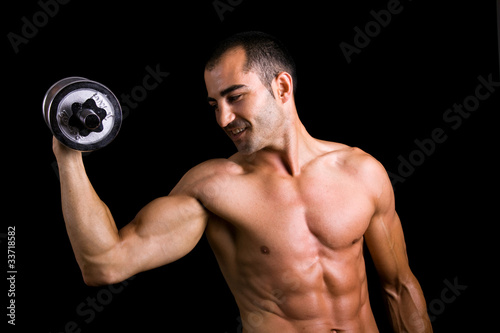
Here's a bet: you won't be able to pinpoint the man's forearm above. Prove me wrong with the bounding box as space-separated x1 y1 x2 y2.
57 153 120 276
384 275 433 333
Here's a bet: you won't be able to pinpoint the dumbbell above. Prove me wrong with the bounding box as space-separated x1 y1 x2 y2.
42 77 122 151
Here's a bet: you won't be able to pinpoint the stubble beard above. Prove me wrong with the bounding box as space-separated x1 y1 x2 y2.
236 102 284 155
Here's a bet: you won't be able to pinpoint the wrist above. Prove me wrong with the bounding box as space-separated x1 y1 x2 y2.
53 137 84 169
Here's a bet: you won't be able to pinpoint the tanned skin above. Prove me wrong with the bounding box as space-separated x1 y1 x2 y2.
53 47 432 332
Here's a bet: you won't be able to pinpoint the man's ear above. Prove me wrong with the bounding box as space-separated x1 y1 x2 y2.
274 72 293 103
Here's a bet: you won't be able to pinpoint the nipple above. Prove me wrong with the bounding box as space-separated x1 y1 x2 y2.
260 246 270 255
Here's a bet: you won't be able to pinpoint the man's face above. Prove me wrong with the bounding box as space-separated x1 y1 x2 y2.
204 47 283 155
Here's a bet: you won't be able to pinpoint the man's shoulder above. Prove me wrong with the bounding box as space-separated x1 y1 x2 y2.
317 141 377 168
190 158 242 175
317 141 389 190
171 158 242 197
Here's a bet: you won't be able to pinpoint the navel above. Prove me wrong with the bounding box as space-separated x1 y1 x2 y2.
260 246 270 255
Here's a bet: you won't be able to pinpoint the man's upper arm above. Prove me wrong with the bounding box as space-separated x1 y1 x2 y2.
92 162 213 284
118 194 208 274
362 156 412 288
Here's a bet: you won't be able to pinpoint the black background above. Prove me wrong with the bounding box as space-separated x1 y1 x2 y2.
4 0 499 332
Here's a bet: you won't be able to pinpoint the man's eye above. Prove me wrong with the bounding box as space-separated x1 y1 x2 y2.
228 95 242 103
209 103 218 110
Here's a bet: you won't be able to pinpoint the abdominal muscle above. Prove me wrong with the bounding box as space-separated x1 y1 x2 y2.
227 242 378 333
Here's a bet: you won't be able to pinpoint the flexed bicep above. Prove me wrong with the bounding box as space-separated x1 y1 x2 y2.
81 194 208 286
79 159 228 286
108 195 209 282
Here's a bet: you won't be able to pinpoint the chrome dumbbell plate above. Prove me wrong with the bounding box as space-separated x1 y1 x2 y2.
43 77 122 151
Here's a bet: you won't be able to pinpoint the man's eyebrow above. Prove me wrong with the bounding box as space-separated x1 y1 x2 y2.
207 84 247 102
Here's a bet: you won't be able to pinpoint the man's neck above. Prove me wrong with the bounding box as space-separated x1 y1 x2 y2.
246 115 321 177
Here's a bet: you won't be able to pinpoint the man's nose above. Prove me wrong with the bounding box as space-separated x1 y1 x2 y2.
216 104 236 128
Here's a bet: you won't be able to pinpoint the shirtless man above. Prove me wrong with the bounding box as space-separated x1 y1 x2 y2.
52 32 432 332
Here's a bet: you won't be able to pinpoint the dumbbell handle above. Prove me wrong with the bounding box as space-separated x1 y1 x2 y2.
77 108 101 130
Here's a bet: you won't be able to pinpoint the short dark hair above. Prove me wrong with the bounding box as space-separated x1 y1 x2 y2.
205 31 297 96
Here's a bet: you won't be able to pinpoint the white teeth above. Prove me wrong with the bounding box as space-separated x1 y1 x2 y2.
231 128 245 135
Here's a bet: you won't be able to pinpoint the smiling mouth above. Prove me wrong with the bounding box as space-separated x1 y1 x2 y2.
227 127 247 140
231 128 245 135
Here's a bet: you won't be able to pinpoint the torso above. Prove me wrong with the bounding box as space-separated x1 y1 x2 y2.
197 143 380 332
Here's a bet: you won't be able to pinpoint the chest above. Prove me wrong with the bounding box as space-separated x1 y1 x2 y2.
205 166 375 255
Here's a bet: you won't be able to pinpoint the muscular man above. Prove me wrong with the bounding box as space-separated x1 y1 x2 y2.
53 32 432 332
